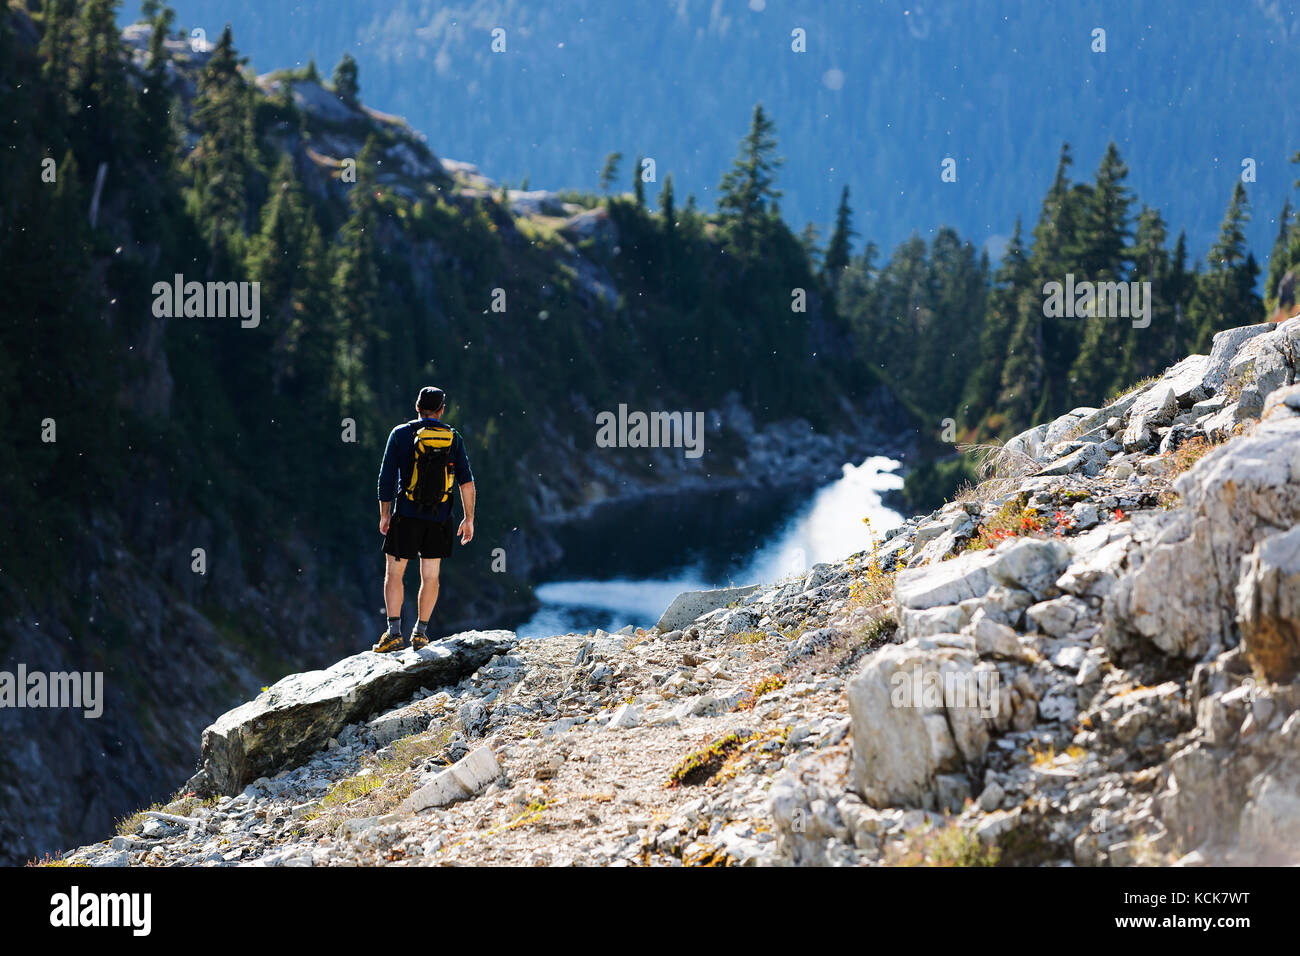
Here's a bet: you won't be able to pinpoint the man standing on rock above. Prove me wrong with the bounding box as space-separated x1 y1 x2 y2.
373 386 475 652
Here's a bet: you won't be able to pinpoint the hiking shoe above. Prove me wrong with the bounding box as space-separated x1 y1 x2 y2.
410 630 430 651
372 631 404 654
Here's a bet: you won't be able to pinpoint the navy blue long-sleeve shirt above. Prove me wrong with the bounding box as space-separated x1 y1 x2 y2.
378 417 473 522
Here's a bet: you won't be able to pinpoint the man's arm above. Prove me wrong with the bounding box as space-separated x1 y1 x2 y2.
453 432 475 545
457 481 475 544
377 428 400 535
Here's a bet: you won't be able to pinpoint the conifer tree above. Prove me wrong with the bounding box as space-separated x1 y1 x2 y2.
822 185 855 293
717 103 783 257
658 173 675 235
1266 197 1293 309
961 220 1029 433
39 0 79 119
330 136 382 422
140 5 178 170
1187 182 1261 351
599 152 621 194
632 154 646 208
72 0 136 163
332 52 359 108
192 25 254 273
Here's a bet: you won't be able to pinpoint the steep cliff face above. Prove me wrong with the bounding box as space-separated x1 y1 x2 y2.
54 319 1300 868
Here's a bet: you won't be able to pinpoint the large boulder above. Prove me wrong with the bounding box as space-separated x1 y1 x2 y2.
895 549 997 609
847 639 997 808
1222 318 1300 418
1107 417 1300 660
1236 525 1300 682
656 584 758 631
1202 323 1275 391
191 632 514 795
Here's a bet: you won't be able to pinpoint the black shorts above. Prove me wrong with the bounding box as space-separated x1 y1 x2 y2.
383 515 455 560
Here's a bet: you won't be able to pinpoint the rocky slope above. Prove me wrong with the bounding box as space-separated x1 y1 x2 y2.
53 318 1300 867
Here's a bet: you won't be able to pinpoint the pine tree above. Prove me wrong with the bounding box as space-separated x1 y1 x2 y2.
961 219 1029 433
599 152 622 194
329 136 382 422
1266 197 1293 309
822 185 855 293
1015 143 1087 418
717 103 783 257
1078 142 1132 280
71 0 137 163
799 222 821 273
632 154 646 208
1120 206 1176 376
247 154 332 403
918 228 987 420
1187 182 1262 351
658 173 675 234
192 25 254 273
140 5 178 170
332 52 360 109
38 0 79 118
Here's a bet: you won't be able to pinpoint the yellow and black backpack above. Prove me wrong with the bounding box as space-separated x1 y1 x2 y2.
403 420 456 512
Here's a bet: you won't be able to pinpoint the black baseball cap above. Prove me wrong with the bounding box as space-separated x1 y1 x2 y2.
416 386 446 411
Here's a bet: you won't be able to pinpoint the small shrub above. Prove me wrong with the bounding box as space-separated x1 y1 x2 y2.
887 819 1001 867
733 673 787 711
1166 435 1214 478
962 497 1049 553
666 731 759 788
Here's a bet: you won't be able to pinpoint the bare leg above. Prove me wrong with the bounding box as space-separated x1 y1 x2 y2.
417 557 442 623
384 554 408 618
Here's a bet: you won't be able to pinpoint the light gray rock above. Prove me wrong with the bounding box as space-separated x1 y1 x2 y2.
1203 323 1275 391
192 632 513 795
1004 422 1049 461
605 703 643 730
1123 384 1180 451
1224 318 1300 418
847 640 995 808
657 584 759 632
402 745 501 812
1027 595 1093 639
367 710 429 747
1237 772 1300 864
1037 441 1107 477
900 604 971 641
1070 502 1100 530
1107 418 1300 661
895 549 997 610
1262 383 1300 421
1235 524 1300 682
988 537 1071 602
977 779 1006 812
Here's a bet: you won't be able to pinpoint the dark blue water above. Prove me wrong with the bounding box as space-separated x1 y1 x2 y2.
514 456 903 637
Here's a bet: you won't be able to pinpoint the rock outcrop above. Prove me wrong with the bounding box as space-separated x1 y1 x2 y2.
190 633 514 796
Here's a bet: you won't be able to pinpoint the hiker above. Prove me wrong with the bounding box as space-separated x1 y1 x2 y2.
373 386 475 652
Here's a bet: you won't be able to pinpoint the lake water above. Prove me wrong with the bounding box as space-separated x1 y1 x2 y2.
514 456 905 638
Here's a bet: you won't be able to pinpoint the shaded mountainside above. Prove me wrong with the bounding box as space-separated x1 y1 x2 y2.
0 5 907 863
57 319 1300 868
